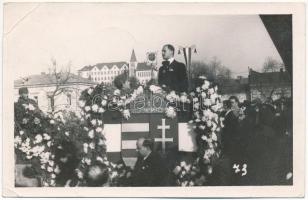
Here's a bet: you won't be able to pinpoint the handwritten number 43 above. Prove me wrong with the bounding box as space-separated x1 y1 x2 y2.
233 164 247 176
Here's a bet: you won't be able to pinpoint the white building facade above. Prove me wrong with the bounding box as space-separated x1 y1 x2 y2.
14 73 96 113
78 62 129 84
78 49 153 85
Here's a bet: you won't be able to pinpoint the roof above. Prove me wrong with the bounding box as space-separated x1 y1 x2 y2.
130 49 137 62
218 78 249 94
249 69 291 85
14 73 96 87
136 62 152 71
79 62 128 72
79 65 93 71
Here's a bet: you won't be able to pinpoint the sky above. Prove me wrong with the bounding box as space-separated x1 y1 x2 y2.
4 3 282 79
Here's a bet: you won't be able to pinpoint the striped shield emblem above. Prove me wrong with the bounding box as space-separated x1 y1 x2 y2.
121 113 178 168
121 114 150 168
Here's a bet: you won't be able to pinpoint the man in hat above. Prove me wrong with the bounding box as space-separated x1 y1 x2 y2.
15 87 39 121
158 44 188 93
16 87 38 107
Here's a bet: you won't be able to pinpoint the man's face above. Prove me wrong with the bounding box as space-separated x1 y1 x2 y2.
136 139 147 158
162 46 173 60
21 93 28 99
230 99 238 109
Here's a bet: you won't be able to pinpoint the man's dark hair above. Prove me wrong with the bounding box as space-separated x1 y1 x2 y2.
85 162 109 187
142 138 154 151
164 44 175 55
229 96 239 103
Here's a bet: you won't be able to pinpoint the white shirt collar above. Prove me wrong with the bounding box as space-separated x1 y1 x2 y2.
168 57 175 64
143 151 151 160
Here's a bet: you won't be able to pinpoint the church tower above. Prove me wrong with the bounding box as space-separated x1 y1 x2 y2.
129 49 137 77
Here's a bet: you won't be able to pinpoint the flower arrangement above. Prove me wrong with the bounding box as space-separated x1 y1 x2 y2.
107 162 133 186
173 160 213 186
190 79 222 162
78 83 146 121
173 77 223 186
14 101 61 186
148 85 190 118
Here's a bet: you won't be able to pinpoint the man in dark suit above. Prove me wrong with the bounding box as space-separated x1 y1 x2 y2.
158 44 188 93
222 100 240 157
131 138 168 186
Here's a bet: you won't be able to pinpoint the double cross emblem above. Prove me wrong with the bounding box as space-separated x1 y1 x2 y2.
155 118 173 154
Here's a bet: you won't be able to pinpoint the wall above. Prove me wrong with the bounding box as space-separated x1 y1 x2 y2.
14 84 94 113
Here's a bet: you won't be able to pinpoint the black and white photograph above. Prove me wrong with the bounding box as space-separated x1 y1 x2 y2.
2 2 305 198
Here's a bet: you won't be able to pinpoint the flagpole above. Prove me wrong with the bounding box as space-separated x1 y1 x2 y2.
178 45 197 91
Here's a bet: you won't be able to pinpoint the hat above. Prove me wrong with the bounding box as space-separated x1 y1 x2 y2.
19 87 29 95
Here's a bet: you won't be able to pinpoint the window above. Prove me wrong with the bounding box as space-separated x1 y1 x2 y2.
34 96 38 104
67 94 72 105
47 96 54 111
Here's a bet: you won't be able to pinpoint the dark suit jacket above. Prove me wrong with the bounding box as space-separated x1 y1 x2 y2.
131 152 168 186
222 110 240 156
158 60 188 93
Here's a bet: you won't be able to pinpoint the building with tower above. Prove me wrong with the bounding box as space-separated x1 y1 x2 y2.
78 49 153 85
129 49 137 78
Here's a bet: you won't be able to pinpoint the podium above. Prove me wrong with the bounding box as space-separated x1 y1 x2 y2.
103 93 196 168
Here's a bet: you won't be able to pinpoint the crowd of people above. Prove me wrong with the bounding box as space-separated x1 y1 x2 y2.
216 95 293 185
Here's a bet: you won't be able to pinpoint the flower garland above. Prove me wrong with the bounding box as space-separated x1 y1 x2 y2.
173 78 223 186
149 85 190 118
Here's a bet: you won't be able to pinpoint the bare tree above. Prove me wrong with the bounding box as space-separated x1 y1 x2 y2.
47 58 72 113
191 57 232 81
262 57 283 72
